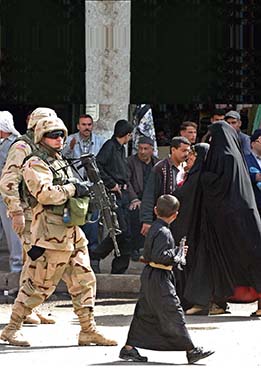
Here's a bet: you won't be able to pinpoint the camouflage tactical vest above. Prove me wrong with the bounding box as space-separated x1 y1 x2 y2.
21 146 75 210
12 129 38 153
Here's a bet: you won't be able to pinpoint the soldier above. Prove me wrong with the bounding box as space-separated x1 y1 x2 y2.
0 117 117 347
0 107 58 324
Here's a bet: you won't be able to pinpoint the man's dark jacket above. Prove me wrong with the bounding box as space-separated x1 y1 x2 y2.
96 136 128 189
127 154 159 202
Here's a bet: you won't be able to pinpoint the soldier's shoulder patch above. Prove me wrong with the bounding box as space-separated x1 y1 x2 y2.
16 143 27 149
28 158 42 166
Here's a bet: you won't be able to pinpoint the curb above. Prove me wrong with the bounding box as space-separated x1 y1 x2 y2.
0 271 141 296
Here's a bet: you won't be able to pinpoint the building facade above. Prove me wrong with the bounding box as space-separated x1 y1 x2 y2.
0 0 260 136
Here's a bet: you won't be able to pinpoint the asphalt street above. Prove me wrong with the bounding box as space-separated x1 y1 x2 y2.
0 296 261 374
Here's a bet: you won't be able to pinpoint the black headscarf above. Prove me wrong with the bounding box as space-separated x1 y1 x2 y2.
184 121 261 305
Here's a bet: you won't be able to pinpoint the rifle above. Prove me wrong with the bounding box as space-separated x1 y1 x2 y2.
79 153 121 257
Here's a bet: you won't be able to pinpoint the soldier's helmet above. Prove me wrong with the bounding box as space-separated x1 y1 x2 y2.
27 107 57 129
34 117 68 144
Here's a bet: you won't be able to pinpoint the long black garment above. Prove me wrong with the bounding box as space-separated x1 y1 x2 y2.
171 143 210 308
126 219 194 351
172 143 210 264
184 121 261 306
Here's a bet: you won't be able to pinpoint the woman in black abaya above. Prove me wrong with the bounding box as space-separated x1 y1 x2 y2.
184 121 261 315
171 143 210 310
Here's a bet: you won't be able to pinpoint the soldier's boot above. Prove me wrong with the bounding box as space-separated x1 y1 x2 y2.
1 312 30 347
23 309 56 324
78 308 117 346
36 312 56 324
23 311 41 325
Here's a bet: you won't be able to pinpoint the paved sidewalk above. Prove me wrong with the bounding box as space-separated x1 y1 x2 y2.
0 296 261 373
1 235 261 372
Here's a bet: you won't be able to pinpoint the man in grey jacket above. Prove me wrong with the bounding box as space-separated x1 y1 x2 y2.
63 114 105 177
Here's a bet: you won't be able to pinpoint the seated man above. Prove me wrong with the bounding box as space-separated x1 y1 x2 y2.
127 136 159 261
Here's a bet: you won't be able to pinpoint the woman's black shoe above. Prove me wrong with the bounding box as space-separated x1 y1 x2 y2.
119 347 148 362
187 347 214 364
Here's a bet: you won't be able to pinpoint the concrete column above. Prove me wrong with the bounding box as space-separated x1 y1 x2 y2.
85 0 131 139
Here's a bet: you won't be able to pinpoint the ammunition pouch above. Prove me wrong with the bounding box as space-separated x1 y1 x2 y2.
45 197 89 227
49 204 65 216
65 197 90 227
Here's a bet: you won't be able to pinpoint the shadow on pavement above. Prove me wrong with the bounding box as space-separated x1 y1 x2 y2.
186 315 260 324
0 343 80 353
68 314 261 327
70 314 133 327
91 360 206 366
95 299 137 306
55 298 137 309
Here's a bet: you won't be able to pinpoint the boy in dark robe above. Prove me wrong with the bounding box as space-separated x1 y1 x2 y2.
119 195 214 364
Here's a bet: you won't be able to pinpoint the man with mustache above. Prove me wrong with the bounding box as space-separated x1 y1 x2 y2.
63 114 105 272
63 114 105 174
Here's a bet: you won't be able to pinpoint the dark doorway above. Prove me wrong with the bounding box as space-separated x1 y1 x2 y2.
0 0 85 133
130 0 260 104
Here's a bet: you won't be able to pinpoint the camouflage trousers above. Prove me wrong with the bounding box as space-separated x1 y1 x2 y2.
21 219 32 263
12 247 96 318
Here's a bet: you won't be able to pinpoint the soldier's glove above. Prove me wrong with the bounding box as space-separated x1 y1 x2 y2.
11 212 25 235
73 181 90 198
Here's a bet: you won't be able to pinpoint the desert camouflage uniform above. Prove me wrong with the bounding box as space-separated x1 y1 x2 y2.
0 107 58 258
0 117 57 324
0 117 117 347
0 130 34 257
